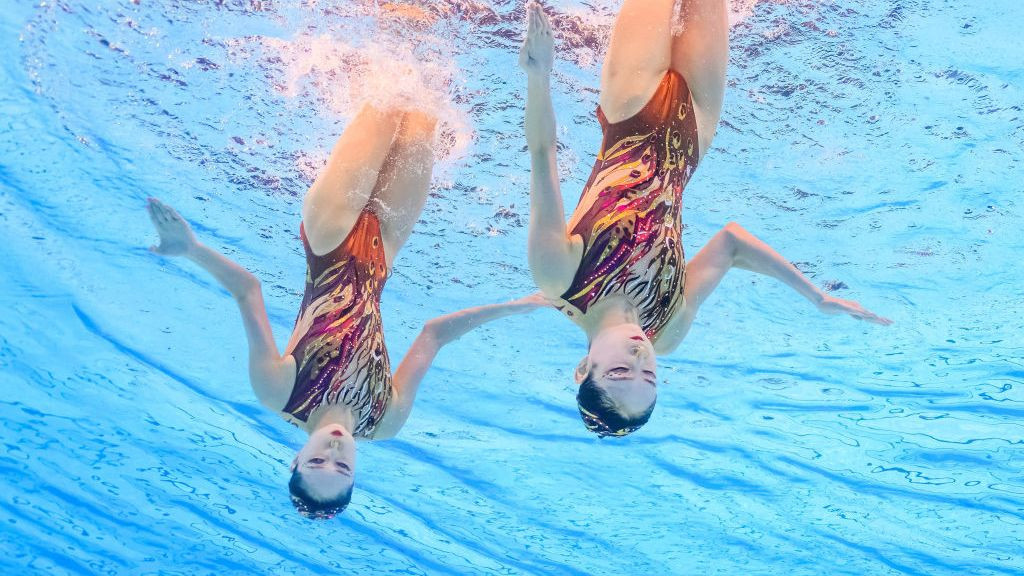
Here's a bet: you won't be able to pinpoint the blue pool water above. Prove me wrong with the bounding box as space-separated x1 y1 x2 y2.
2 1 1023 574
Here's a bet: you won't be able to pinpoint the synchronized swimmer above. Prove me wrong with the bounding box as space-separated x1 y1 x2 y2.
520 0 889 438
147 0 890 518
147 106 543 519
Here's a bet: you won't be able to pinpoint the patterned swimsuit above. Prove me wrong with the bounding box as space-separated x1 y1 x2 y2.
282 211 392 438
555 70 700 341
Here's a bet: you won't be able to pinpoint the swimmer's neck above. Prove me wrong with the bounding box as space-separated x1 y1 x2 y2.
582 295 642 342
306 404 356 435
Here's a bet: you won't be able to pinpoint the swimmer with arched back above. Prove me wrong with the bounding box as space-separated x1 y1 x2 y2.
520 1 891 438
147 104 546 518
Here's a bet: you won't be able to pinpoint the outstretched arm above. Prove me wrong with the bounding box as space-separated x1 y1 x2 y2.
371 293 550 439
654 222 891 354
146 198 295 409
521 3 579 296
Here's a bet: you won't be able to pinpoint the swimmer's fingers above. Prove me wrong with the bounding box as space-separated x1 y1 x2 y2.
819 295 892 326
520 5 538 69
146 198 163 227
147 197 168 224
146 199 169 254
150 198 188 226
149 197 182 225
520 2 554 74
160 202 185 223
146 207 165 255
516 291 555 309
537 5 552 37
845 300 892 326
531 3 551 38
857 307 893 326
527 3 551 40
531 5 544 39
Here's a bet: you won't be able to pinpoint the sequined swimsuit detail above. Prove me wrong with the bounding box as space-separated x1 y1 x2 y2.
556 70 699 340
283 210 392 438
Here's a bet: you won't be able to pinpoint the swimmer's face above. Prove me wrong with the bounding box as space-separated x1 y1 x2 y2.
578 324 658 415
292 424 357 501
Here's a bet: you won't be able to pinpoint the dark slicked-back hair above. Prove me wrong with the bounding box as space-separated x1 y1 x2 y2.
289 469 353 520
576 373 655 438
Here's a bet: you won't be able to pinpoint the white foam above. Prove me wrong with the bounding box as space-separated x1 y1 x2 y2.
234 0 776 175
244 19 473 168
729 0 765 27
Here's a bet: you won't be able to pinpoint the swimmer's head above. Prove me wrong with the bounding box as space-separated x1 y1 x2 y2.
575 323 657 437
289 423 357 519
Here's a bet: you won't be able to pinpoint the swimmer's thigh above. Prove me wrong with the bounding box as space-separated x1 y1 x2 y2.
369 110 437 264
303 105 402 256
670 0 728 152
599 0 676 123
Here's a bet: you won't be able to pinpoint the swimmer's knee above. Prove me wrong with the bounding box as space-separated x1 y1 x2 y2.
357 102 403 122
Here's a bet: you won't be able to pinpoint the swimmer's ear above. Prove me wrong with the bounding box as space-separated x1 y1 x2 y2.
289 458 298 473
574 356 591 385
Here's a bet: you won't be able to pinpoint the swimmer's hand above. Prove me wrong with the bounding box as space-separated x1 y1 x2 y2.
147 197 198 257
513 291 555 309
519 2 554 75
817 295 893 326
145 197 289 410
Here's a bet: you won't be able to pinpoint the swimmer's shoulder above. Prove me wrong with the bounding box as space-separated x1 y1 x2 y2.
253 354 298 413
533 232 585 297
652 296 692 356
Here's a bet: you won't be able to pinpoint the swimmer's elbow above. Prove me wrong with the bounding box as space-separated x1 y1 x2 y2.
421 318 442 341
420 317 453 348
236 273 261 302
722 221 746 237
719 221 748 261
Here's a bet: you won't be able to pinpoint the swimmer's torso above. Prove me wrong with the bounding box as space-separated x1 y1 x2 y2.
555 70 700 341
282 211 392 438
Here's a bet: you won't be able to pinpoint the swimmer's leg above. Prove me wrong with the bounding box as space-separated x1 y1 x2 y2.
598 0 677 124
599 0 728 158
670 0 729 152
368 109 438 266
302 104 402 256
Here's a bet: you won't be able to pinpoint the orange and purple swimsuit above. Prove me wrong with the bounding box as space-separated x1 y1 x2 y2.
555 70 700 340
282 211 392 438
